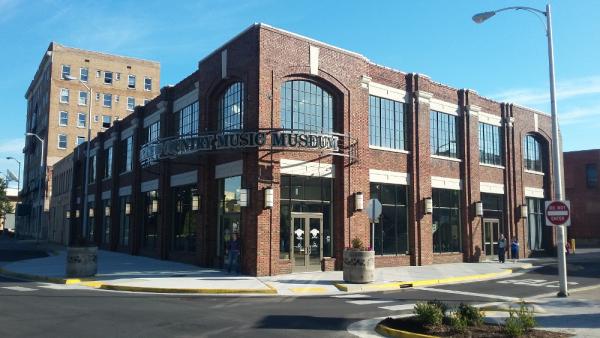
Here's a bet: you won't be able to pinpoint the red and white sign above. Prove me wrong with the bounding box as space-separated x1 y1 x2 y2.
545 200 571 226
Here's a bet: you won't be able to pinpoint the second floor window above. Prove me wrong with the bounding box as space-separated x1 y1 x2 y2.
586 164 598 188
60 88 69 103
524 134 543 172
127 97 135 111
128 75 136 89
430 110 459 158
89 155 96 183
281 80 333 133
80 67 88 82
177 101 199 136
58 134 67 149
103 93 112 107
369 95 405 150
104 71 113 85
59 111 68 126
479 122 502 166
79 91 88 105
121 136 133 173
104 147 113 178
144 77 152 91
78 113 86 127
146 121 160 142
61 65 71 79
218 82 244 131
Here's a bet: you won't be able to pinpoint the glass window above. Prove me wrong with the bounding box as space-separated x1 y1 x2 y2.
58 134 67 149
524 135 543 172
103 93 112 107
218 176 242 260
280 80 333 133
144 77 152 91
146 121 160 142
102 115 112 128
586 164 598 188
60 88 69 103
128 75 136 89
369 95 405 149
218 82 244 131
527 197 545 251
119 196 131 248
76 136 85 146
432 188 461 253
121 136 133 173
479 122 502 165
172 185 198 252
61 65 71 79
177 101 199 136
78 113 86 128
127 97 135 111
142 190 159 250
89 155 96 183
104 71 113 85
86 201 95 241
430 111 459 158
80 67 88 82
370 183 409 255
102 199 111 245
104 147 113 178
59 111 68 126
115 72 121 81
79 91 88 106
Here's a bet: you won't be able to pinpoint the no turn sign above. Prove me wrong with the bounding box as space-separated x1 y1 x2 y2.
545 200 571 226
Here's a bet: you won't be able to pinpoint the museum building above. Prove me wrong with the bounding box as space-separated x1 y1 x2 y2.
54 23 558 276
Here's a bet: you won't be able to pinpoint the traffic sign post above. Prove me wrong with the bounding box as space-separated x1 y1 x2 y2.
545 200 571 297
366 199 382 251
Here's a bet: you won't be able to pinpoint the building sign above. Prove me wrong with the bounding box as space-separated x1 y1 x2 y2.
140 129 341 167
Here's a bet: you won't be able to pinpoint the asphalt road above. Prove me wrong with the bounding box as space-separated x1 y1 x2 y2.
0 240 598 338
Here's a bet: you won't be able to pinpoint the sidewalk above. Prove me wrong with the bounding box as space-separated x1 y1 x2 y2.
0 245 532 296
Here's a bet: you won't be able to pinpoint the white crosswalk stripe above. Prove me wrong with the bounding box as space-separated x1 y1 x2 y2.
333 293 415 311
332 294 369 299
346 299 394 305
2 286 38 292
379 303 415 311
36 283 75 290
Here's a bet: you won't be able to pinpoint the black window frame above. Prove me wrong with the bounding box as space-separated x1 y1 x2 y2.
524 134 543 172
430 110 459 158
369 95 406 150
280 80 334 133
218 82 244 131
586 163 598 188
479 122 503 166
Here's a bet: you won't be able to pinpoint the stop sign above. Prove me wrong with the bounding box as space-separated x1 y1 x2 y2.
545 200 571 226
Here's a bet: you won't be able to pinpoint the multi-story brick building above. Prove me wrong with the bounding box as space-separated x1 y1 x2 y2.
565 149 600 247
18 42 160 241
54 23 558 276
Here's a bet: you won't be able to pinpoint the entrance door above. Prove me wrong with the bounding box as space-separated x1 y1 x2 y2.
483 219 500 257
291 212 323 272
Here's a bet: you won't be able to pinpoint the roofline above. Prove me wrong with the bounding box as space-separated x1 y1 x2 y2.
564 148 600 154
510 102 551 117
52 42 160 65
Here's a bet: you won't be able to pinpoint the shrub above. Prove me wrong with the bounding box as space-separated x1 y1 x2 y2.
504 311 525 337
457 302 484 326
504 301 536 337
414 302 444 327
351 237 365 250
449 312 468 333
427 299 448 316
515 301 536 331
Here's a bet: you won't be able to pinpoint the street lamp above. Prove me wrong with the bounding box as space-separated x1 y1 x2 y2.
473 4 568 297
6 156 21 192
25 132 45 243
64 75 93 243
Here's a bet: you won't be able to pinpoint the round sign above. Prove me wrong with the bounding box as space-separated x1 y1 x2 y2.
546 201 570 226
366 199 382 222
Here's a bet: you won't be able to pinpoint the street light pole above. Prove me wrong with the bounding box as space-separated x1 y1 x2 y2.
472 3 568 297
25 132 45 243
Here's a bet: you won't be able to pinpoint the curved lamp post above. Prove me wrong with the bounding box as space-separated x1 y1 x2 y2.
473 4 568 297
6 156 21 192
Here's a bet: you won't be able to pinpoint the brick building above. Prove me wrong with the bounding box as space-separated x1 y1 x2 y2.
54 23 558 276
19 42 160 241
565 149 600 246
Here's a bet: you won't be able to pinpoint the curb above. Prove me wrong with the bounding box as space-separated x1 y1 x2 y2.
0 267 84 285
375 323 438 338
97 283 278 294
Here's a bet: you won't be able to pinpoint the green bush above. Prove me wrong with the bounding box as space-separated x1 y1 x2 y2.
504 301 536 337
504 311 525 337
414 302 444 326
351 237 365 250
515 301 536 331
426 299 448 316
457 302 484 326
449 312 468 333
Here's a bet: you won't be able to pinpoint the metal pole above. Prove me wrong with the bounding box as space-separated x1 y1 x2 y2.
81 86 93 243
546 3 568 298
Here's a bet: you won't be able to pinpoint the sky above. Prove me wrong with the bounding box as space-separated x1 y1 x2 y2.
0 0 598 187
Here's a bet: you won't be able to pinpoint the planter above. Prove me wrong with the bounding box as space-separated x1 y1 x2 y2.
343 249 375 283
66 246 98 278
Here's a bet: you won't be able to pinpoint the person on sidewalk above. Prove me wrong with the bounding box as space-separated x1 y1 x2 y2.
498 234 506 263
511 236 519 263
227 232 241 274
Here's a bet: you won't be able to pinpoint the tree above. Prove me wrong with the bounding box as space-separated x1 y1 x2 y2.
0 177 14 219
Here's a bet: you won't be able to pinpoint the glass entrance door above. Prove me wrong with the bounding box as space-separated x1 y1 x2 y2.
483 219 500 257
291 212 323 272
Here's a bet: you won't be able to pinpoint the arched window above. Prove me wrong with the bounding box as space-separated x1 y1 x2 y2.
524 134 543 172
218 82 244 130
281 80 333 133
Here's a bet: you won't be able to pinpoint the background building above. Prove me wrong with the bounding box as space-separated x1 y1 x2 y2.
565 149 600 247
55 23 557 276
18 42 160 241
1 187 19 234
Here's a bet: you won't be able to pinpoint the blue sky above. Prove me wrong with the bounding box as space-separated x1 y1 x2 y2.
0 0 598 186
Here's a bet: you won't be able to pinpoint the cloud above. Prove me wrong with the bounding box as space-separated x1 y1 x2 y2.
0 0 21 23
560 103 600 125
490 76 600 106
0 137 24 153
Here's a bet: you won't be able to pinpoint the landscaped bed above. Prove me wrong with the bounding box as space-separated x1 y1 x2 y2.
376 301 572 338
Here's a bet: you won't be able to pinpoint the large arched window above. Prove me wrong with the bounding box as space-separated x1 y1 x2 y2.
218 82 244 130
524 134 543 172
281 80 333 133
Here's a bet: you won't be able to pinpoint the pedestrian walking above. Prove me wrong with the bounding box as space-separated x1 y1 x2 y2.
227 232 241 274
498 234 506 263
511 237 519 263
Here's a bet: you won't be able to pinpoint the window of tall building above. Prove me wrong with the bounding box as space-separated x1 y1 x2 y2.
61 65 71 79
432 188 461 253
121 136 133 173
102 115 112 129
104 146 113 178
430 111 459 158
96 70 101 78
369 95 405 150
78 113 86 128
281 80 333 133
177 101 199 136
58 134 67 149
128 75 136 89
586 163 598 188
144 77 152 91
115 72 121 81
89 155 96 183
103 93 112 108
79 91 88 106
524 134 543 172
127 97 135 111
80 67 88 82
146 121 160 143
60 88 69 103
104 71 113 85
76 136 85 146
479 122 502 166
370 183 409 255
218 82 244 130
59 111 68 126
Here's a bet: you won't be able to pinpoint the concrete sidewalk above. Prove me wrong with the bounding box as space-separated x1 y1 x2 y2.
0 246 532 295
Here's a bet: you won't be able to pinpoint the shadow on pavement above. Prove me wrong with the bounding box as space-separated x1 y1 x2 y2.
254 315 356 330
537 313 600 329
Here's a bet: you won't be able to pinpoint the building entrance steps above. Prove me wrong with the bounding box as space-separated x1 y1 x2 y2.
0 247 533 295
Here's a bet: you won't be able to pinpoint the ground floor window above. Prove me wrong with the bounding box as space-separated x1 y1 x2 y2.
119 196 131 248
527 197 545 251
432 188 461 253
217 176 241 259
370 183 409 255
142 190 159 251
172 185 198 253
102 199 111 245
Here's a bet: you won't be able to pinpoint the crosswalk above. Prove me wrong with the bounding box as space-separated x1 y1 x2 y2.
0 282 84 292
332 293 416 312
